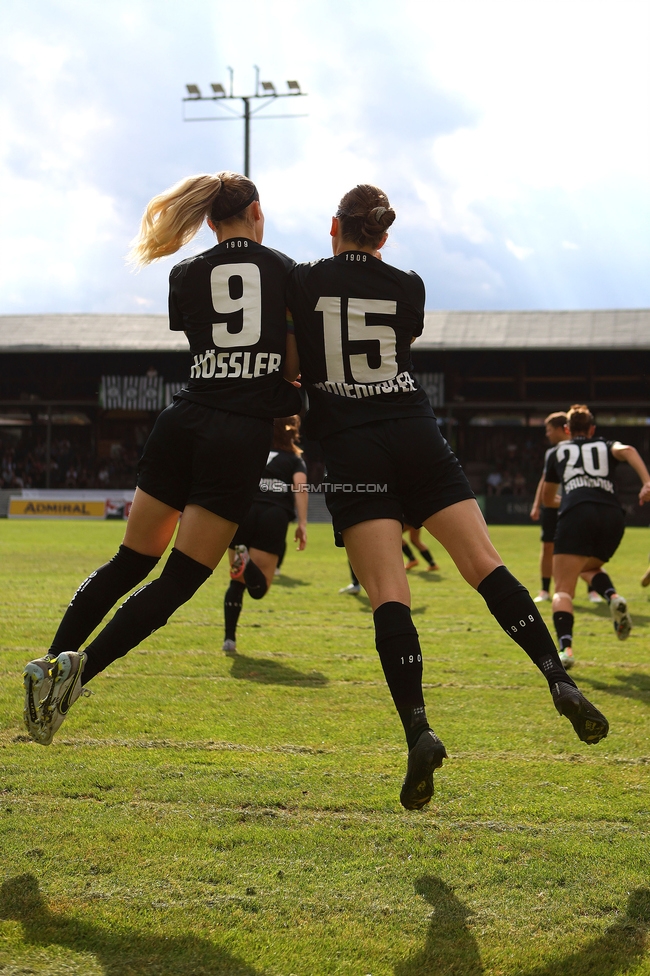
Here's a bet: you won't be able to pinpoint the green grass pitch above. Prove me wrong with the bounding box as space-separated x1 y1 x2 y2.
1 520 649 975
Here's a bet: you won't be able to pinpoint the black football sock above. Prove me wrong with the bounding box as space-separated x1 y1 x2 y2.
243 559 268 600
349 562 360 587
402 542 415 561
420 548 435 567
276 539 286 570
589 571 616 603
81 548 212 683
553 611 574 650
49 545 160 656
477 566 576 689
224 580 245 641
374 601 430 750
541 576 551 593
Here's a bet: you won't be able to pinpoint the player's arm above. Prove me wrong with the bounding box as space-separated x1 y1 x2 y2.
283 323 300 385
292 471 308 549
611 442 650 505
530 472 545 520
541 481 561 508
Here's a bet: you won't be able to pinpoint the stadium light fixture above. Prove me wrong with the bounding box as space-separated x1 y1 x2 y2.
182 67 307 177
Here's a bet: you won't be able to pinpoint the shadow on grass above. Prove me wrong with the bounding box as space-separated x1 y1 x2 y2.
521 886 650 976
229 653 328 687
394 876 484 975
394 876 650 976
415 572 443 583
574 603 650 628
0 874 264 976
354 595 428 617
578 671 650 704
273 574 311 588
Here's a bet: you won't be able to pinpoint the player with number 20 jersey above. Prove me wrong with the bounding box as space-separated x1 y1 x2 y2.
542 404 650 666
286 184 610 813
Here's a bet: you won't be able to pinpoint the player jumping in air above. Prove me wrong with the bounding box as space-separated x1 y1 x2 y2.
542 404 650 668
286 183 611 811
23 171 300 745
222 415 307 654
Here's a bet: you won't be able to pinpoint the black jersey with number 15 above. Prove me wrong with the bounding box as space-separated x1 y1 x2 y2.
286 252 434 439
544 436 623 514
169 238 301 420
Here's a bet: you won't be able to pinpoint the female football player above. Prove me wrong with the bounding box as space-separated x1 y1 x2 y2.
23 171 300 745
286 184 610 811
530 411 602 605
222 415 307 653
402 525 440 571
542 404 650 668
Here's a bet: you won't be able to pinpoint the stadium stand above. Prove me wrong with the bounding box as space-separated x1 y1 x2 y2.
1 311 649 522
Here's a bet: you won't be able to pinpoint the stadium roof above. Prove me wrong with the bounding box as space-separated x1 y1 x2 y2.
0 309 648 353
0 314 182 353
417 309 650 350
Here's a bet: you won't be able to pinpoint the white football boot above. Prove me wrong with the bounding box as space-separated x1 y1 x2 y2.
23 651 88 745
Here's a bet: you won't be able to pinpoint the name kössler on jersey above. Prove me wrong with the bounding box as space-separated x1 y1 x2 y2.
190 349 282 380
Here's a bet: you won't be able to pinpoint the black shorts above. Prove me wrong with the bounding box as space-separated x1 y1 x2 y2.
540 506 558 544
137 398 272 523
230 501 291 556
554 501 625 562
320 416 475 546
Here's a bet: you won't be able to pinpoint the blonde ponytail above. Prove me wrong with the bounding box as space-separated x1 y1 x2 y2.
128 171 257 266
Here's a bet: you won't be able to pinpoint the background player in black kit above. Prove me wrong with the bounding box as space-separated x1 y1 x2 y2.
222 415 307 653
23 171 300 745
286 184 610 811
542 404 650 667
530 411 602 607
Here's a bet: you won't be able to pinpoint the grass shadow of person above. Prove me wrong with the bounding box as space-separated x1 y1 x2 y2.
394 876 484 976
416 572 442 584
229 653 328 687
521 886 650 976
574 603 650 628
394 877 650 976
354 596 427 617
577 670 650 705
273 575 311 588
0 873 265 976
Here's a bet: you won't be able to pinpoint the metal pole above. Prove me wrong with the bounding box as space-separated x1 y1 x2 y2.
45 404 52 489
243 97 251 177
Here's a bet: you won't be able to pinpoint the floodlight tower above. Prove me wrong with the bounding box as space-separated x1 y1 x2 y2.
183 66 306 177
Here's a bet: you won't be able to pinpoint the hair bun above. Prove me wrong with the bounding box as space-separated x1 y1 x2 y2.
373 206 387 222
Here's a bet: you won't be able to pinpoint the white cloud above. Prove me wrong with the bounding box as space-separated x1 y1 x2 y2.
506 240 534 261
0 0 648 312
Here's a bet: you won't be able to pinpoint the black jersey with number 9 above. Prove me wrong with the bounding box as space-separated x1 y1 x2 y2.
544 436 623 513
169 238 300 419
286 252 434 438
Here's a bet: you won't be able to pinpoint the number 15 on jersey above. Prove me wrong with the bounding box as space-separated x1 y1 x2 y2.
315 297 398 384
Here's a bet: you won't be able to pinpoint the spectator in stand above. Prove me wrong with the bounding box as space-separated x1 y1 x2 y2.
486 471 502 495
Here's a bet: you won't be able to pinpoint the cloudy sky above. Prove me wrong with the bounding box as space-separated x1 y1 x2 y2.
1 0 649 314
